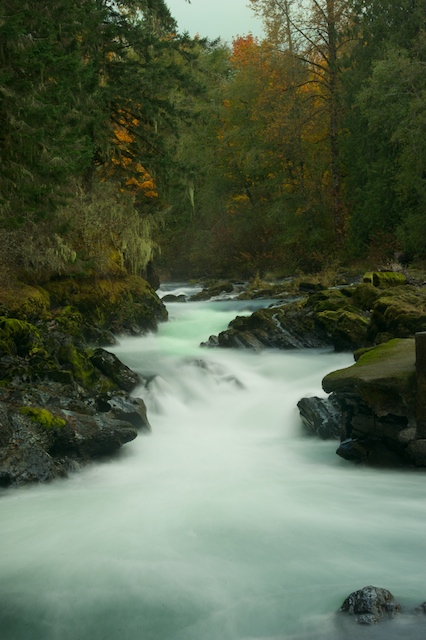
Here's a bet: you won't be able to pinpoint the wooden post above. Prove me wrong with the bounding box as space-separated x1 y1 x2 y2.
415 332 426 437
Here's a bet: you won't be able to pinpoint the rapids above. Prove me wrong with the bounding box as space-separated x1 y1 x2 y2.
1 285 425 640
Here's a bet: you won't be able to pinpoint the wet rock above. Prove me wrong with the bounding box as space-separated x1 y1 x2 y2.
162 294 187 303
208 302 329 350
297 394 342 439
339 585 401 624
323 338 420 465
189 281 234 301
91 348 141 392
94 392 150 431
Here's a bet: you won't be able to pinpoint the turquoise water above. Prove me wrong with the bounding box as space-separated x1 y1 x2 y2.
1 291 425 639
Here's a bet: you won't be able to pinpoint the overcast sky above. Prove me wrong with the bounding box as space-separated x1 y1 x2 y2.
165 0 264 43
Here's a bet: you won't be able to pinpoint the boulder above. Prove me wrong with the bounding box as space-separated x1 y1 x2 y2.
363 271 407 288
91 348 141 392
323 339 422 465
297 394 342 439
339 585 401 624
94 391 150 431
162 294 187 303
189 281 234 301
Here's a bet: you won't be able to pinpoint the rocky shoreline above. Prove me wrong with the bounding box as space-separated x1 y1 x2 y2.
196 272 426 467
3 269 426 488
0 275 167 487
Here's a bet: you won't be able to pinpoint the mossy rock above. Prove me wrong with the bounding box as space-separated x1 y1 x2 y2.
43 275 167 334
56 344 101 389
0 317 47 358
350 283 382 311
323 338 416 418
363 271 407 288
305 289 351 313
20 406 66 429
368 286 426 340
315 310 369 351
0 283 50 321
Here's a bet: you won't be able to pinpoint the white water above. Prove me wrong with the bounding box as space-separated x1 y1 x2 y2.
1 289 426 640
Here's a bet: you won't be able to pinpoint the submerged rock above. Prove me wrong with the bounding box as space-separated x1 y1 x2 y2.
339 585 401 624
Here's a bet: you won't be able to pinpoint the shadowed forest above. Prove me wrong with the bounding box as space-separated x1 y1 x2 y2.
1 0 425 282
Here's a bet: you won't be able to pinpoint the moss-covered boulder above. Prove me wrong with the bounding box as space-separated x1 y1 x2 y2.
44 275 167 334
315 310 369 351
363 271 407 288
0 317 46 358
367 286 426 342
0 283 50 321
322 339 420 465
323 338 416 416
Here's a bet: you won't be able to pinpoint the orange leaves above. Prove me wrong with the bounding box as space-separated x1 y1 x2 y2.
108 108 158 200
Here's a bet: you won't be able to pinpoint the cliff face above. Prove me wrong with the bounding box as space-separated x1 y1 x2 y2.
322 339 426 465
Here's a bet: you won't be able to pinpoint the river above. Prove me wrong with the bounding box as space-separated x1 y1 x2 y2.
1 286 425 640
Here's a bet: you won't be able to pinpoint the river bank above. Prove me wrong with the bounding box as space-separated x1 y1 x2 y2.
0 274 167 486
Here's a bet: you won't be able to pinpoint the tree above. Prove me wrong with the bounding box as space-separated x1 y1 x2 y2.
249 0 355 246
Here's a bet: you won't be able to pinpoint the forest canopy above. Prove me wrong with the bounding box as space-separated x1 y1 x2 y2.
1 0 425 281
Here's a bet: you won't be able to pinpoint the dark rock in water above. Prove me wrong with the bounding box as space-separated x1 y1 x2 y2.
415 602 426 614
323 338 423 466
207 302 329 351
162 294 187 303
91 348 141 392
339 585 401 624
297 394 342 439
189 281 234 301
94 391 150 431
336 438 368 462
201 335 219 348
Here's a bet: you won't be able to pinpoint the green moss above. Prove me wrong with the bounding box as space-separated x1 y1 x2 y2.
56 343 99 388
43 275 167 333
305 289 350 313
20 407 66 429
0 283 50 320
0 317 46 357
363 271 407 288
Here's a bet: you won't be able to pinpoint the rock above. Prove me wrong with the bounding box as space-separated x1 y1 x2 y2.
207 302 329 350
298 281 326 293
94 391 150 431
43 275 168 335
367 286 426 341
189 281 234 301
297 394 342 439
363 271 407 288
415 602 426 614
339 585 401 624
315 309 369 351
323 339 419 465
162 294 187 303
91 348 141 392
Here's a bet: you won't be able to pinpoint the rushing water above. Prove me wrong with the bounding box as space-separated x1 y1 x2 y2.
1 286 426 640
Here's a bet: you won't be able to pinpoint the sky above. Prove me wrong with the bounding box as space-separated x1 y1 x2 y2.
165 0 265 43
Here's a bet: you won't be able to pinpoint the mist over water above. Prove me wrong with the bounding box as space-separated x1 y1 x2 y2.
1 288 426 640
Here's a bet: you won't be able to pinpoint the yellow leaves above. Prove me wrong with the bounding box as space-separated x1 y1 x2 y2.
107 108 158 200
